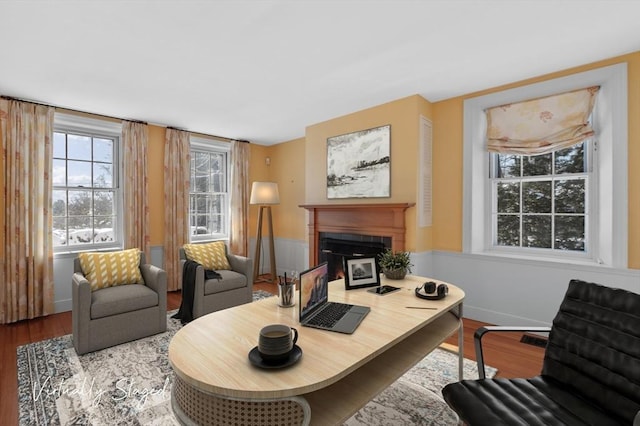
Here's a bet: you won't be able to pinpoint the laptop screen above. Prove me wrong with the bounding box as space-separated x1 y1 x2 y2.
299 262 329 321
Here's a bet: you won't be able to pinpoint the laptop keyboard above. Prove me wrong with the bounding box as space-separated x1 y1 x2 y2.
307 302 353 328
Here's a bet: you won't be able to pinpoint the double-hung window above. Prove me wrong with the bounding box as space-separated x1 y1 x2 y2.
52 114 122 251
189 136 230 241
491 141 591 254
463 64 628 267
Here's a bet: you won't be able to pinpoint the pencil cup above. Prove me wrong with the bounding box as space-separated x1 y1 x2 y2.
278 283 295 307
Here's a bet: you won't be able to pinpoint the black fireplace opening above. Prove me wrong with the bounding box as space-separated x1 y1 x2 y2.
319 234 391 281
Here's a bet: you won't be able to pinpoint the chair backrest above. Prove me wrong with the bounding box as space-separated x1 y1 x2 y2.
74 251 146 274
542 279 640 423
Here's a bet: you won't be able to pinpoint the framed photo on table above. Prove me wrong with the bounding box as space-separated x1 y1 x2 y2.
343 256 381 290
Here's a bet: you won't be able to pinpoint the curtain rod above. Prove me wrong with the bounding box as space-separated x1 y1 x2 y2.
1 94 249 143
1 94 147 125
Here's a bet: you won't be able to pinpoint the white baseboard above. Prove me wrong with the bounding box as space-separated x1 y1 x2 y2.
55 298 72 313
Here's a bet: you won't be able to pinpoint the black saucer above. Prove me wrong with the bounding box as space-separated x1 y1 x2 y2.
248 345 302 369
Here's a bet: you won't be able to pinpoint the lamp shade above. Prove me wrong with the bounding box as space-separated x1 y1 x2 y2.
250 181 280 205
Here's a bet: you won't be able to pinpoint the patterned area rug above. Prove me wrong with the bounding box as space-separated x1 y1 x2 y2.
344 348 496 425
18 290 496 425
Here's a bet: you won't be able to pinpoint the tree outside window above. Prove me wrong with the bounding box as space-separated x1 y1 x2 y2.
493 142 588 252
189 146 229 241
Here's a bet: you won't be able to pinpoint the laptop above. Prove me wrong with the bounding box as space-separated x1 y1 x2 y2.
298 262 370 334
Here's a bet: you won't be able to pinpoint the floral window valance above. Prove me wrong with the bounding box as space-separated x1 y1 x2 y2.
486 86 600 155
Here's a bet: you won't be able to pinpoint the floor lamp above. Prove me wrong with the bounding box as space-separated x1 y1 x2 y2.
250 181 280 283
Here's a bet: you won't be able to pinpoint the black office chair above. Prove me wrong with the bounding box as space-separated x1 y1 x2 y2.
442 279 640 426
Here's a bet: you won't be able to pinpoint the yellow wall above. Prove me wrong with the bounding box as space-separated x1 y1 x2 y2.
246 138 306 241
267 52 639 269
267 138 306 239
1 53 636 270
431 51 640 268
147 125 166 245
248 143 270 238
303 94 434 251
432 98 464 252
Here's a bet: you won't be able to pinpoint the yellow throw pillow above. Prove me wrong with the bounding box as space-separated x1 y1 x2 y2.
183 241 231 271
78 249 144 291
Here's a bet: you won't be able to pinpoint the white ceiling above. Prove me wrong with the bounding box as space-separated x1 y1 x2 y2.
1 1 639 146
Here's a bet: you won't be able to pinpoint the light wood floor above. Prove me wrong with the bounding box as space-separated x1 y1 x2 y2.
0 283 545 425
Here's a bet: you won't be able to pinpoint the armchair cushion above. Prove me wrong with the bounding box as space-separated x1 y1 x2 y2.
183 241 231 270
78 248 144 290
204 270 249 295
90 284 159 319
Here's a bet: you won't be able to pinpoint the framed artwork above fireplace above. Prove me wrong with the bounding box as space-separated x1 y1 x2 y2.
326 124 391 199
343 256 381 290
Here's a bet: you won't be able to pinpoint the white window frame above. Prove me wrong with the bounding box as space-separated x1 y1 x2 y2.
463 63 628 267
53 112 124 253
189 136 231 242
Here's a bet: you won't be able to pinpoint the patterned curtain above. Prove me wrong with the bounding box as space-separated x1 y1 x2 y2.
122 121 150 260
229 140 250 256
0 99 54 323
486 86 600 155
163 128 191 291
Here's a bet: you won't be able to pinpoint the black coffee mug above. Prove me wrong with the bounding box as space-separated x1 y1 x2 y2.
258 324 298 361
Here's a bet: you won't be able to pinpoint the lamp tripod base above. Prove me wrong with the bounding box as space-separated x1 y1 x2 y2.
253 205 277 284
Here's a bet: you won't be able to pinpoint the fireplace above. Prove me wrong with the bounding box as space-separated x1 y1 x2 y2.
300 203 414 276
319 234 391 281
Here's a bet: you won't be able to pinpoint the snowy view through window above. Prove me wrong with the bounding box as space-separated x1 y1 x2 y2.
189 149 228 240
52 130 230 247
52 131 117 247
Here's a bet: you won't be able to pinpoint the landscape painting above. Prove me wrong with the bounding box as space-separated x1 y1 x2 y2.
326 125 390 199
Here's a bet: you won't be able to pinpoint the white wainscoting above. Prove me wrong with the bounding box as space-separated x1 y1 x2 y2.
249 237 309 278
53 253 75 313
53 243 639 326
427 250 640 327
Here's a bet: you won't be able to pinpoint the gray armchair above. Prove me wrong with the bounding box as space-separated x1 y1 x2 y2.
179 245 253 319
72 252 167 355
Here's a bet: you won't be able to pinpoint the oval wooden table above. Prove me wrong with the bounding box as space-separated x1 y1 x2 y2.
168 275 464 425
